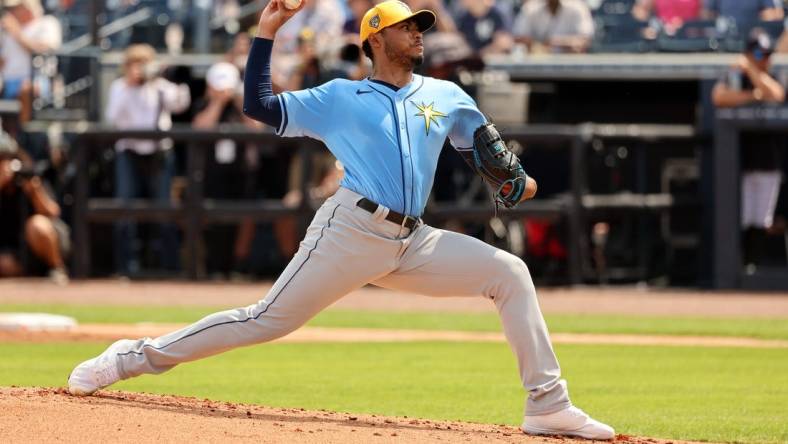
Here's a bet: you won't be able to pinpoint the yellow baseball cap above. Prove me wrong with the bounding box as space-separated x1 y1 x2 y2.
360 0 436 43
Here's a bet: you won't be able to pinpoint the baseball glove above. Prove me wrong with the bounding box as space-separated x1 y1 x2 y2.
471 123 527 208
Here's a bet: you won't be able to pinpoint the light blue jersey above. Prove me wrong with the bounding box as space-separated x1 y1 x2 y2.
276 74 487 217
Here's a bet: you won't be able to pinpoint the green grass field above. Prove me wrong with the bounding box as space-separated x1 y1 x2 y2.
2 303 788 443
0 342 786 443
2 303 788 340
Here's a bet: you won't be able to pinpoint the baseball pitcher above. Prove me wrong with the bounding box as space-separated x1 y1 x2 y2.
68 1 614 439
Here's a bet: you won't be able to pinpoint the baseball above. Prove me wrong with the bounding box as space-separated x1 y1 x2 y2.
283 0 302 9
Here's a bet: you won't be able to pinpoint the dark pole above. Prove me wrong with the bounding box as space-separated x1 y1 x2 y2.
185 142 205 280
712 117 739 289
73 136 90 278
88 0 101 47
567 134 587 285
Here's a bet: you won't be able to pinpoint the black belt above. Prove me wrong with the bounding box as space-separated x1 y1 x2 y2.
356 198 421 230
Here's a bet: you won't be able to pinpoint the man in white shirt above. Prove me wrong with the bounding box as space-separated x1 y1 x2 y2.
105 43 190 276
105 48 191 155
0 0 61 122
513 0 595 53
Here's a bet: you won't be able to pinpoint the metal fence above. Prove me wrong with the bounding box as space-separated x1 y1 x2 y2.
63 123 702 284
713 108 788 290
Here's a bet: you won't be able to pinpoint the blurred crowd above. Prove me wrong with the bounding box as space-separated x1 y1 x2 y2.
3 0 788 283
33 0 788 56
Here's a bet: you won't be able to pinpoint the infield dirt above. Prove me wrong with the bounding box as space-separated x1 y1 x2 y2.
0 387 711 444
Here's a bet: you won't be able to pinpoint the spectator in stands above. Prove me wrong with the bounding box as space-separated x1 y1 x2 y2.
632 0 701 34
513 0 595 53
0 0 61 123
0 132 69 284
712 29 786 267
106 44 191 276
455 0 514 56
192 60 263 277
702 0 783 26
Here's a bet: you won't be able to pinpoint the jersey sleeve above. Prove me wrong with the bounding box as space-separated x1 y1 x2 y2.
448 84 488 150
277 80 339 140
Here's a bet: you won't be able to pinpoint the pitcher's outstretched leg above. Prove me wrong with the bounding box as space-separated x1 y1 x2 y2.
69 199 393 395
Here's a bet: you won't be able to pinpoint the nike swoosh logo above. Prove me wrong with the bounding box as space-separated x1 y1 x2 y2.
356 89 373 95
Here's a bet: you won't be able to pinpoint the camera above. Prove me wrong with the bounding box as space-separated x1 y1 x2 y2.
9 158 37 186
9 158 35 179
142 61 161 82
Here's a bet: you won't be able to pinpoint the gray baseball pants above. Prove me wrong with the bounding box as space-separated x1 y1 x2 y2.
114 187 571 415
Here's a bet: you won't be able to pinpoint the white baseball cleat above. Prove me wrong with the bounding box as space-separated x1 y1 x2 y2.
522 405 615 440
67 339 133 396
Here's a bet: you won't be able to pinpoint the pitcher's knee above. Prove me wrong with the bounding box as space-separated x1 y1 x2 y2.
495 252 530 281
489 253 536 303
245 303 309 342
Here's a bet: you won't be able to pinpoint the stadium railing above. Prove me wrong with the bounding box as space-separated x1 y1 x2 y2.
61 123 701 285
713 106 788 290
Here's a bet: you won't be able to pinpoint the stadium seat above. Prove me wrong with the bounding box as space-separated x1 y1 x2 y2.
657 20 722 52
722 19 786 52
595 0 636 17
590 18 654 53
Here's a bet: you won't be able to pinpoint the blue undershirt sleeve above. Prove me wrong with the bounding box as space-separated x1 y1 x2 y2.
243 37 283 129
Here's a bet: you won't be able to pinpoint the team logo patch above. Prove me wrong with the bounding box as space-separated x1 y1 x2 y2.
369 14 380 29
412 101 448 136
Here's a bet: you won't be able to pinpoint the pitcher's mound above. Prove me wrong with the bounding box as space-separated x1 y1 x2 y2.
0 387 688 443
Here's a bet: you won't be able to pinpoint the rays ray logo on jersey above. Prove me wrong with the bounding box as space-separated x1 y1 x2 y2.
412 101 448 135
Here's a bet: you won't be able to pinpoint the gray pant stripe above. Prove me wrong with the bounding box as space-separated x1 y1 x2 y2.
116 203 342 357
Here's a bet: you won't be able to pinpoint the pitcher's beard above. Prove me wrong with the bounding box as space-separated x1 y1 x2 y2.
399 55 424 71
386 45 424 70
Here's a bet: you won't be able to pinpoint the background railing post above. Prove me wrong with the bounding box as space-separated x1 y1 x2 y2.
712 118 740 289
568 133 587 285
185 141 205 280
73 134 90 278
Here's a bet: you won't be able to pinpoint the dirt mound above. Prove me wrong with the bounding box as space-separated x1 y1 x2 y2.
0 387 699 444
